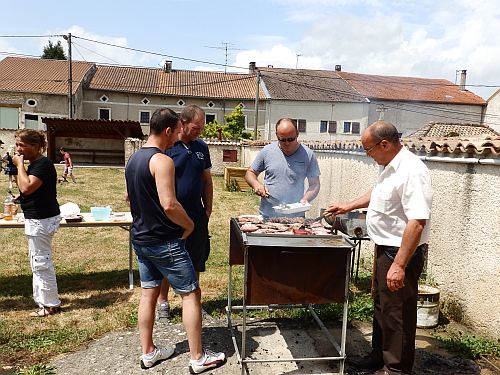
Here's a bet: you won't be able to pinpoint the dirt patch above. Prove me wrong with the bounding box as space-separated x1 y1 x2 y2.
45 316 499 375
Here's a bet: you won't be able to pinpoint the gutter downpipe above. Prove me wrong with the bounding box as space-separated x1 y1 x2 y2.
418 155 500 165
323 151 500 166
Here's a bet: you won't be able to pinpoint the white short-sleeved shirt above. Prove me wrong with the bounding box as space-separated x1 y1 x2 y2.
367 146 433 247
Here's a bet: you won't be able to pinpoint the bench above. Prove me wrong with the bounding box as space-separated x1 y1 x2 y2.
61 148 124 165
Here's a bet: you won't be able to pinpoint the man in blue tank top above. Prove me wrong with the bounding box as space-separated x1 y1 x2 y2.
156 105 213 321
125 108 225 372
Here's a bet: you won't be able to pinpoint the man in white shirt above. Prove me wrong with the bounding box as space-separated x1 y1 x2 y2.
326 120 433 375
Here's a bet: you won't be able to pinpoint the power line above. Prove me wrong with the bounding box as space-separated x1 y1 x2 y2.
73 35 247 71
0 34 65 38
72 40 121 65
2 34 500 89
204 42 244 73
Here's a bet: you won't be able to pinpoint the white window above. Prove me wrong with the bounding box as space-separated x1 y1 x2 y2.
207 101 215 108
25 114 39 129
100 95 109 102
177 99 185 106
238 102 245 109
343 121 360 134
139 111 151 124
99 108 111 120
205 114 216 124
292 119 306 133
141 97 150 105
0 107 19 129
26 99 37 107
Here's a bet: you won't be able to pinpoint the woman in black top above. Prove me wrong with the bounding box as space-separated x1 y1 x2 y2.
12 129 61 317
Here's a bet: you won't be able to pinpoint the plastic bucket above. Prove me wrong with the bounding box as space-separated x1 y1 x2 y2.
417 284 440 328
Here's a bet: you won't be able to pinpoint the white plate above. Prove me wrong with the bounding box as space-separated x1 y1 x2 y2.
273 202 312 214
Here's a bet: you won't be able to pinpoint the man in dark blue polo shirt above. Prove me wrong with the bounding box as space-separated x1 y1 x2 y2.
156 104 213 320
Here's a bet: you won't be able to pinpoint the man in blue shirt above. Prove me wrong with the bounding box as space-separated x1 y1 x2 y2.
156 105 213 320
245 117 321 218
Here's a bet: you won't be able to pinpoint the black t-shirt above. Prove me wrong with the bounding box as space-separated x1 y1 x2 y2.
21 156 60 219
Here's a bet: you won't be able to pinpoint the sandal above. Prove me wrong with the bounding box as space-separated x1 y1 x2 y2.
29 306 61 318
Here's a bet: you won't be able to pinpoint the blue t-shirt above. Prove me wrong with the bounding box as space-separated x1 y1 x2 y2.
250 142 320 218
165 139 212 220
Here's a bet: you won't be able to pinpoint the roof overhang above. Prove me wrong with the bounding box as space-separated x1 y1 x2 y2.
42 117 144 139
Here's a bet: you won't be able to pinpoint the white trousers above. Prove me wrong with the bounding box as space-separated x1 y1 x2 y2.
25 215 61 308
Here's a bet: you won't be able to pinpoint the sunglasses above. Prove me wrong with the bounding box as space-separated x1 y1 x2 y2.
277 137 297 143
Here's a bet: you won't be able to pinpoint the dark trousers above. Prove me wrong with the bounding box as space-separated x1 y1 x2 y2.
371 244 425 374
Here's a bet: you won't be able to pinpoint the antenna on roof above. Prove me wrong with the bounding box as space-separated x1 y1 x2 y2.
204 41 244 73
296 53 302 69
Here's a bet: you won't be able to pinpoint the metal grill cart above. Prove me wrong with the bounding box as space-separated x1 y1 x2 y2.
226 218 355 374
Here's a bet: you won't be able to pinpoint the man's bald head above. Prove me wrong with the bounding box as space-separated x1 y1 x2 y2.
365 120 400 145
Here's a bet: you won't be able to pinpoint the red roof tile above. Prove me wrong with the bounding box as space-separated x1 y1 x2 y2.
88 65 264 99
337 71 486 105
408 122 499 138
0 56 94 95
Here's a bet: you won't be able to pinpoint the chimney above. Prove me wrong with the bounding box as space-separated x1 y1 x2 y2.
163 61 172 73
249 61 256 74
335 65 342 71
459 69 467 91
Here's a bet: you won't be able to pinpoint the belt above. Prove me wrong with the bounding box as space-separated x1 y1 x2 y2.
377 244 426 261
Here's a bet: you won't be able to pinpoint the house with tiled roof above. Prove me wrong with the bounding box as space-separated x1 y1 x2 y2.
258 66 487 140
83 62 266 135
0 56 95 130
336 70 486 136
257 66 367 141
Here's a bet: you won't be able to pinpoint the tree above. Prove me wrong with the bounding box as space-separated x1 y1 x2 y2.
201 105 252 140
42 40 66 60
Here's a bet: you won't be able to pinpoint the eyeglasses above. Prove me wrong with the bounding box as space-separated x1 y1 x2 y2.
277 137 297 143
363 140 382 153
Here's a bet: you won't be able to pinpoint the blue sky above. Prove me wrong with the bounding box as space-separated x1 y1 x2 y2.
1 0 499 99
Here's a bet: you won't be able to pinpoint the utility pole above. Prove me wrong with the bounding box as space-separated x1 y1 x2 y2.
63 33 73 119
253 69 261 140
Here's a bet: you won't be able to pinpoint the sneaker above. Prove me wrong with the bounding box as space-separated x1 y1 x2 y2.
189 348 226 374
140 346 175 369
157 302 170 321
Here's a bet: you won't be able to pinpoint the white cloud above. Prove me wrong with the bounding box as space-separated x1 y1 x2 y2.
43 26 161 67
241 0 500 99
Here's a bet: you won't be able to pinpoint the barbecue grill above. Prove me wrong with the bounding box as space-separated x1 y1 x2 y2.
226 218 355 374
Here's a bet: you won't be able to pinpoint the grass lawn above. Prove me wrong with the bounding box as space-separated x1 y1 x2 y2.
0 166 259 370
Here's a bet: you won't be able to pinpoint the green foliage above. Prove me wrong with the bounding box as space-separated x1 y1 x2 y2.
226 179 240 192
433 330 500 359
348 291 374 321
201 105 251 140
200 120 220 139
14 364 56 375
41 41 66 60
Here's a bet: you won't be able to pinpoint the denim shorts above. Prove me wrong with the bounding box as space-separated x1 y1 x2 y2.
133 238 199 294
